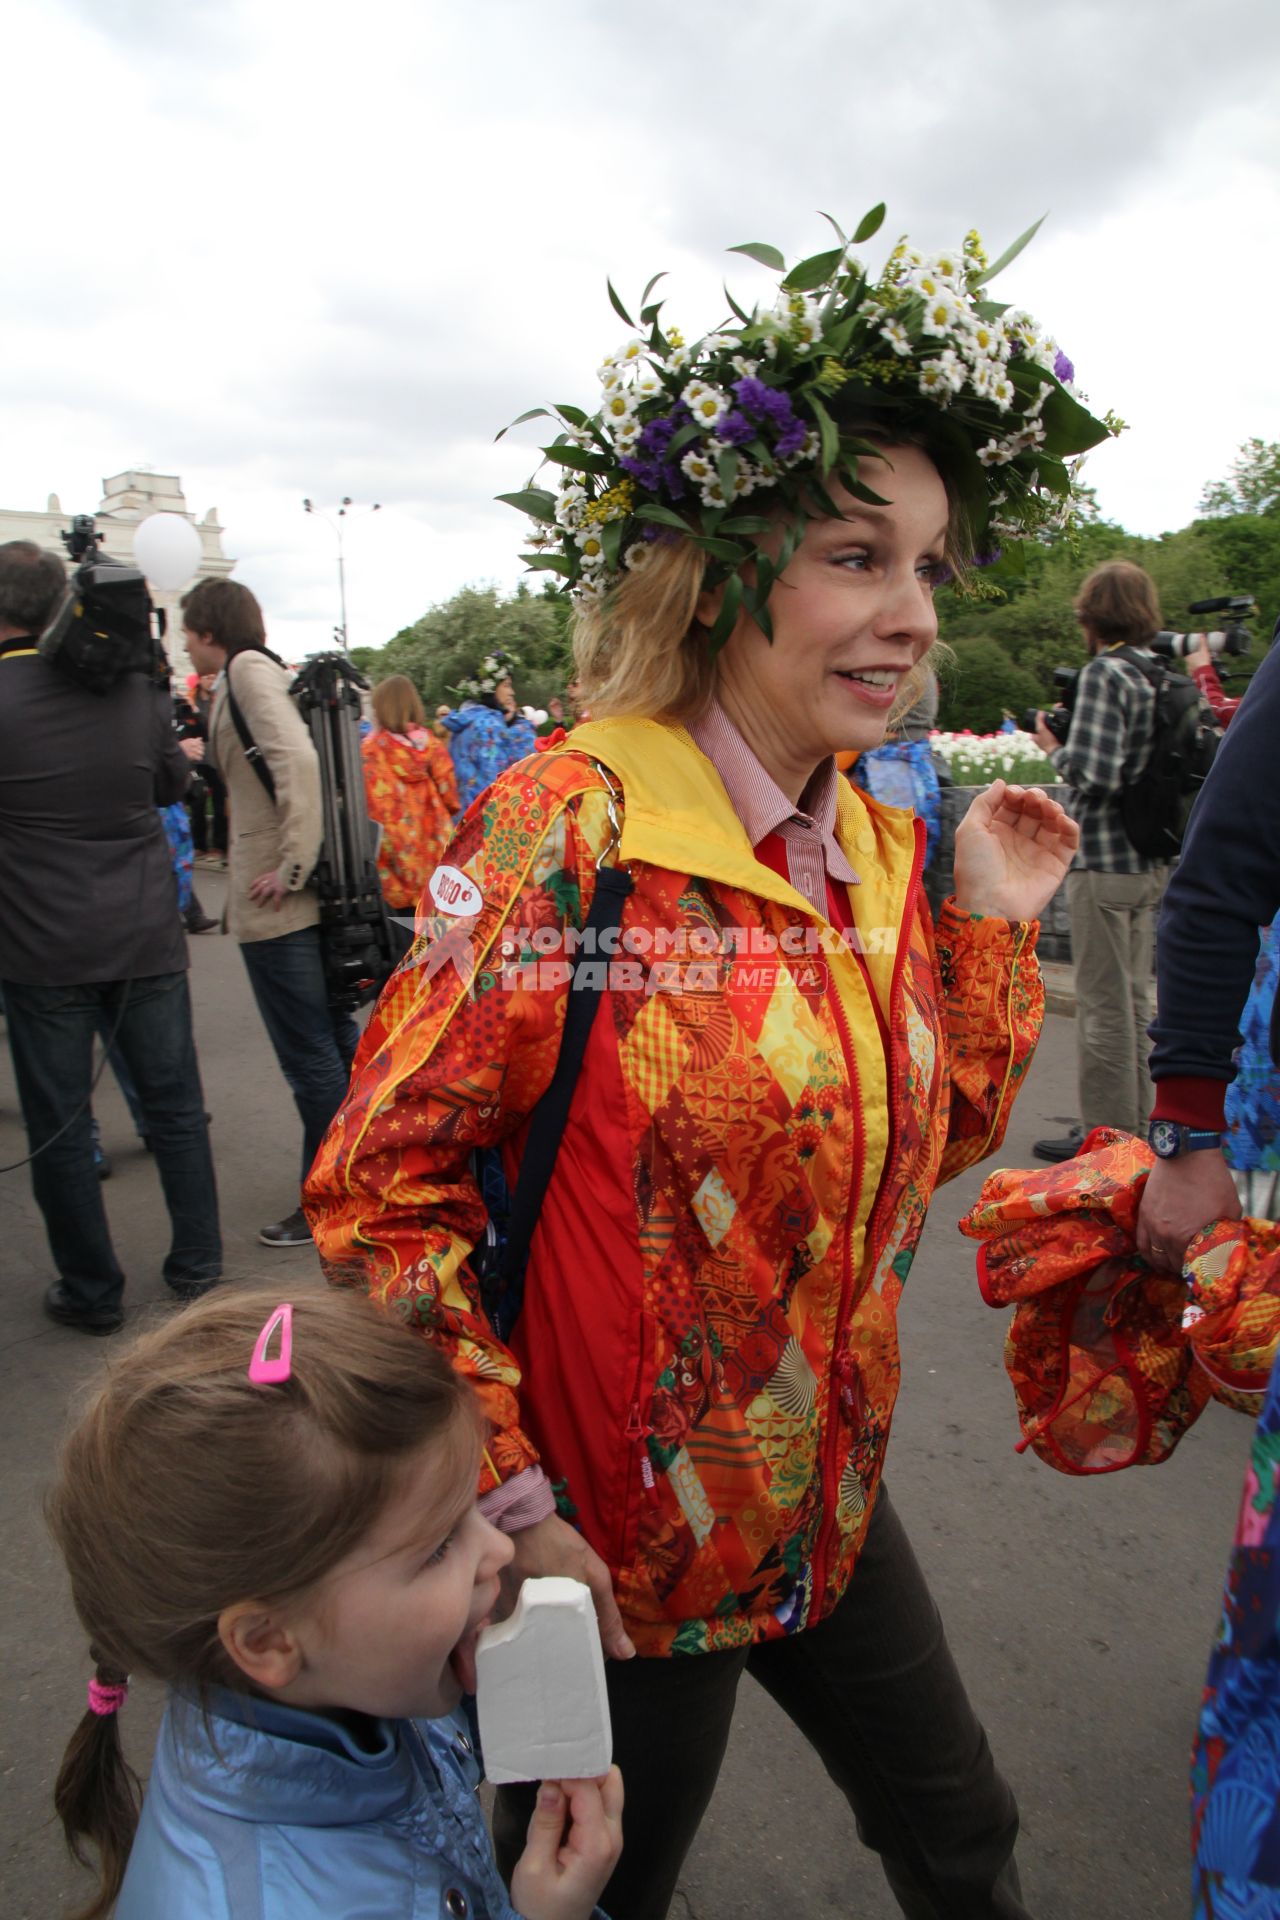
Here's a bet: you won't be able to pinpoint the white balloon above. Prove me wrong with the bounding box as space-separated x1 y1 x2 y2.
133 513 203 591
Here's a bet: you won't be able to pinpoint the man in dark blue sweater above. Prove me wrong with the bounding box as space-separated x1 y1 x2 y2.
1138 625 1280 1268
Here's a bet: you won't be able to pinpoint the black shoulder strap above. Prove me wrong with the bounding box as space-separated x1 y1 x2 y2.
223 657 277 804
500 862 634 1282
1112 646 1171 695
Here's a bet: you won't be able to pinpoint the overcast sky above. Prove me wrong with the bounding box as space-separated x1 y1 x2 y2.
3 0 1278 660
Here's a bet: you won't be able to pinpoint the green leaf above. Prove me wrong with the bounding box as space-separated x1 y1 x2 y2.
782 247 845 293
818 210 847 247
728 241 786 272
975 214 1046 288
753 553 776 601
521 554 571 576
667 421 703 458
717 514 774 535
607 278 636 328
802 471 848 520
808 394 840 475
717 448 740 501
695 535 747 563
496 488 558 522
852 203 886 244
554 404 589 428
743 583 774 643
601 518 624 571
540 444 613 474
640 271 668 308
634 503 693 531
839 457 891 508
723 281 752 325
640 301 665 328
706 571 743 653
495 406 554 443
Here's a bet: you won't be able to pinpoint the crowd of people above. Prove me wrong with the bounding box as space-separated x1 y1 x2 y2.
2 213 1278 1920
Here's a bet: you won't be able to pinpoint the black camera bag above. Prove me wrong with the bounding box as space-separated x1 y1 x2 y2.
1114 646 1221 859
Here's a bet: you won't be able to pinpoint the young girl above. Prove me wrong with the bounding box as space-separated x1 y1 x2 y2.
49 1284 623 1919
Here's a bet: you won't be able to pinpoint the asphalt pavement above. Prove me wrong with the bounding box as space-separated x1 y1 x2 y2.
1 876 1242 1918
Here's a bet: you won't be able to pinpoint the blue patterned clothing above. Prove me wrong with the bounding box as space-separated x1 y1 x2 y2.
1224 919 1280 1175
159 801 194 913
442 703 539 812
849 740 943 867
1192 1351 1280 1915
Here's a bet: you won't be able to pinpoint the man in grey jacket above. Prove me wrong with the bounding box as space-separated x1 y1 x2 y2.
0 541 221 1333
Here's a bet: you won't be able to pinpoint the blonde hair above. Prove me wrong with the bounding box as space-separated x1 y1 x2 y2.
572 439 968 726
373 674 427 734
48 1284 474 1920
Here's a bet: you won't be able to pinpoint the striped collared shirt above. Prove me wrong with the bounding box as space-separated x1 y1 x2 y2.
688 700 860 916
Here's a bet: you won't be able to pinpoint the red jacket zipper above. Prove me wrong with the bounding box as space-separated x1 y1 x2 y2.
614 1324 653 1566
808 820 924 1617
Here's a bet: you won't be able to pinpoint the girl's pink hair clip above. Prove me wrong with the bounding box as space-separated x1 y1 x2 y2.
248 1303 294 1386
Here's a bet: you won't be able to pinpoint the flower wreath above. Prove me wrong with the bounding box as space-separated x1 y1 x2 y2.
498 206 1121 648
448 649 521 703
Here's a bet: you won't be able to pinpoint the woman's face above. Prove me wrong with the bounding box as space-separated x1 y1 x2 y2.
707 444 948 772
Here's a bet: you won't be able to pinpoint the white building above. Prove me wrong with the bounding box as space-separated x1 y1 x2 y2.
0 471 235 684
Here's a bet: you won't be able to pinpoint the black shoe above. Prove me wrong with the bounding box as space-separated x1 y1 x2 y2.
166 1274 222 1305
185 912 220 935
1033 1126 1086 1164
44 1281 124 1336
258 1207 312 1248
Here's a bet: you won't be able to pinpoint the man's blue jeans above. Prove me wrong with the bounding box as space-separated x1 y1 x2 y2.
3 971 221 1312
238 926 359 1183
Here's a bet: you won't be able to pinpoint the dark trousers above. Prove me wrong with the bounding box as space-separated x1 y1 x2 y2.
493 1488 1029 1920
3 972 221 1309
239 926 359 1182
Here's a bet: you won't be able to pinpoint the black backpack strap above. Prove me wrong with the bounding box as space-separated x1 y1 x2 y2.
1111 645 1166 692
222 658 277 803
499 862 634 1283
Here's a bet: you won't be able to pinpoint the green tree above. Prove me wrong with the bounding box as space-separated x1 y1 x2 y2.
356 581 573 712
935 636 1043 734
1199 439 1280 518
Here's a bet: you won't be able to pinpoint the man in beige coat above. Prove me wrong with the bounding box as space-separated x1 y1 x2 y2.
182 581 358 1245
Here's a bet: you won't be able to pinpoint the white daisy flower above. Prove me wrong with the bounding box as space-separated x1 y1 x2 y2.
575 529 608 565
730 463 757 498
969 359 996 399
990 373 1016 413
526 523 558 551
699 476 728 508
681 448 716 485
910 269 943 301
965 317 1006 360
880 319 911 357
920 293 963 338
597 361 625 393
623 541 654 572
731 354 760 379
600 389 637 428
610 416 642 452
573 575 607 603
616 337 646 365
555 483 587 529
977 438 1014 467
919 351 964 398
682 380 729 428
700 333 735 355
932 250 962 282
632 364 664 399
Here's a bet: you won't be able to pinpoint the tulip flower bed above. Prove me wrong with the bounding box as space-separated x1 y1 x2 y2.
929 729 1060 787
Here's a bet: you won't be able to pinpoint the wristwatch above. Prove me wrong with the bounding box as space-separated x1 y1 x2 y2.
1147 1121 1223 1160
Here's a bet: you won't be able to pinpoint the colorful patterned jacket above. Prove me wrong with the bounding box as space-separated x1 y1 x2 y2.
305 718 1043 1656
443 703 540 812
361 729 455 912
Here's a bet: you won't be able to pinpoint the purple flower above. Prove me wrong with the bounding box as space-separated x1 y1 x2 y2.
1053 349 1074 385
620 455 663 492
733 376 772 417
638 413 677 456
776 418 808 460
715 410 756 447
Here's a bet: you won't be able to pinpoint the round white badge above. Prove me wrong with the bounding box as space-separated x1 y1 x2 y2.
429 865 483 916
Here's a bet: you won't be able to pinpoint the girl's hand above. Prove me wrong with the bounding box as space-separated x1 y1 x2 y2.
953 779 1079 924
511 1771 624 1920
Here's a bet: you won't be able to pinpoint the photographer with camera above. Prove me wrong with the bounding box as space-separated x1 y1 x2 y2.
0 539 222 1334
180 579 358 1248
1032 560 1172 1160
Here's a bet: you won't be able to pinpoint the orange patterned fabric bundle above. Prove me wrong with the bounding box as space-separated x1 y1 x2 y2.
960 1128 1280 1473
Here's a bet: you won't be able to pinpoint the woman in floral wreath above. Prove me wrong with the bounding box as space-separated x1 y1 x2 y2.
306 209 1109 1919
442 648 540 809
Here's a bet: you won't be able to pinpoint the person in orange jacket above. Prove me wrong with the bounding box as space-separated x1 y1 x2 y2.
362 676 459 918
305 219 1102 1919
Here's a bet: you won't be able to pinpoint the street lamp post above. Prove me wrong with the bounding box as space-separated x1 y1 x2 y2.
302 496 380 651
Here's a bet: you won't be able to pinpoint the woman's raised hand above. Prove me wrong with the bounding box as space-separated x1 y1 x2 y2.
952 779 1079 924
511 1770 625 1920
504 1513 636 1661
